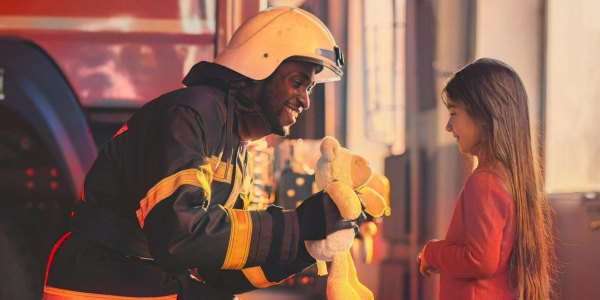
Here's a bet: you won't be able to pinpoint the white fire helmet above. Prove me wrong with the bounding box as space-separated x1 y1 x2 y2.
213 6 344 83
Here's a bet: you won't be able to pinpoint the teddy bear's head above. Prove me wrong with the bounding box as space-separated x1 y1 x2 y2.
315 136 373 191
314 137 386 218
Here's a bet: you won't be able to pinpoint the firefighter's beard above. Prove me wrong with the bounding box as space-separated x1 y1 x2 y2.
257 79 290 137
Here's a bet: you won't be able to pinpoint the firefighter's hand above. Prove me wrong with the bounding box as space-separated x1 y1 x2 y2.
295 191 356 242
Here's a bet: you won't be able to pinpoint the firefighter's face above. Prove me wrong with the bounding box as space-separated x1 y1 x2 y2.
257 60 317 136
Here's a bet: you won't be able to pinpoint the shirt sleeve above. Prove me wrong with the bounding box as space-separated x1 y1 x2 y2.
135 105 300 272
423 172 512 279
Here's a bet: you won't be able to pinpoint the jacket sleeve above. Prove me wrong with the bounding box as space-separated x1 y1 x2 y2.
197 244 315 294
136 105 301 273
423 172 512 279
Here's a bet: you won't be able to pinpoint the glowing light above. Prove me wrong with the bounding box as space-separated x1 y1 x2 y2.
286 189 296 198
45 233 72 284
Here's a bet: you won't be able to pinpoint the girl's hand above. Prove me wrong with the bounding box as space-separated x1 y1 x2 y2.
418 241 440 277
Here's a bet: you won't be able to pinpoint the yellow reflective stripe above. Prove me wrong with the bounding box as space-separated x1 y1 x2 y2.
224 164 244 209
221 209 252 269
43 286 177 299
136 166 212 228
242 267 277 288
207 156 233 183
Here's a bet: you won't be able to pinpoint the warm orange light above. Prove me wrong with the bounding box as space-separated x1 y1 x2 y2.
360 221 378 236
45 233 72 284
286 189 296 198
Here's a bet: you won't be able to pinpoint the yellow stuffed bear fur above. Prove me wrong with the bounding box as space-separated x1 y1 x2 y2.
306 136 387 300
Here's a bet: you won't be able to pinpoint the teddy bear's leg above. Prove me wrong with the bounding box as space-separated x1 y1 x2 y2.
327 251 361 300
346 251 374 300
317 260 328 276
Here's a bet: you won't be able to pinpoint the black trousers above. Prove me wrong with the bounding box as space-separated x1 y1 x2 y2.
46 234 236 300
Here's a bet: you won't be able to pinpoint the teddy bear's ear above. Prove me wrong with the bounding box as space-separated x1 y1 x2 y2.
351 155 373 188
320 136 340 161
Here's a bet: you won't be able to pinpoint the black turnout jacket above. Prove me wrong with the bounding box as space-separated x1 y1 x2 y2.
51 62 314 297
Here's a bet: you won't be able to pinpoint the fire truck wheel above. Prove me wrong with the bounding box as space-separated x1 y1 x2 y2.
0 217 41 300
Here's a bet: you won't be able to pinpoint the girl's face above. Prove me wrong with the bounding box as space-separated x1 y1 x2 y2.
444 98 483 155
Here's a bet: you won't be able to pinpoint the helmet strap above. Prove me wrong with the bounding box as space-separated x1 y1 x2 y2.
223 82 241 179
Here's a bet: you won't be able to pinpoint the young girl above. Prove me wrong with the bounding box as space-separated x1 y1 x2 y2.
418 58 556 300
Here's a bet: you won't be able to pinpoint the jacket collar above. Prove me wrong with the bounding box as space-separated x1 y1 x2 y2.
183 62 272 142
234 93 272 142
182 61 247 88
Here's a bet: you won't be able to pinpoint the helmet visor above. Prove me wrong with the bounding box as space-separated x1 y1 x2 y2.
315 63 343 83
287 46 344 83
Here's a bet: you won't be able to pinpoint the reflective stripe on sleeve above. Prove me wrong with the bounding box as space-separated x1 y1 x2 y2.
221 209 253 269
242 267 277 288
136 166 212 228
43 286 177 300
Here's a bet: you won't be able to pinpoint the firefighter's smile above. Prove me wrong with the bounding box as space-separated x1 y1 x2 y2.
283 104 300 126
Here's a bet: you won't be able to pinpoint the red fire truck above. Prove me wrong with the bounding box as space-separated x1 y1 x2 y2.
0 1 263 298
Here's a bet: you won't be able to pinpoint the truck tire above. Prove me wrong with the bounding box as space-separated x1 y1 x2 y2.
0 217 41 300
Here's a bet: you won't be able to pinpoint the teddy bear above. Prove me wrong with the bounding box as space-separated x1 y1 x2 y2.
306 136 387 300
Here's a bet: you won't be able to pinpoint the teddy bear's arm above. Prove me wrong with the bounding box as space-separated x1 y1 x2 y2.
324 182 363 220
358 187 386 217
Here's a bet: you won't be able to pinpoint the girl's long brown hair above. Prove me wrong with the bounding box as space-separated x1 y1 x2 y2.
443 58 557 300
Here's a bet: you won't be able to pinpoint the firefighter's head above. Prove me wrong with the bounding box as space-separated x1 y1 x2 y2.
214 6 344 136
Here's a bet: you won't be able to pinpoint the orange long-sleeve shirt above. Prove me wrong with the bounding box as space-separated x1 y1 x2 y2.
424 171 517 300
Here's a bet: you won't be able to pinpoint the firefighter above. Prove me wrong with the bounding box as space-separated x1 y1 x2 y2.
43 6 351 300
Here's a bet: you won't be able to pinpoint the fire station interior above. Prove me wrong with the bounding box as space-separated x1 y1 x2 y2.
1 0 600 299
